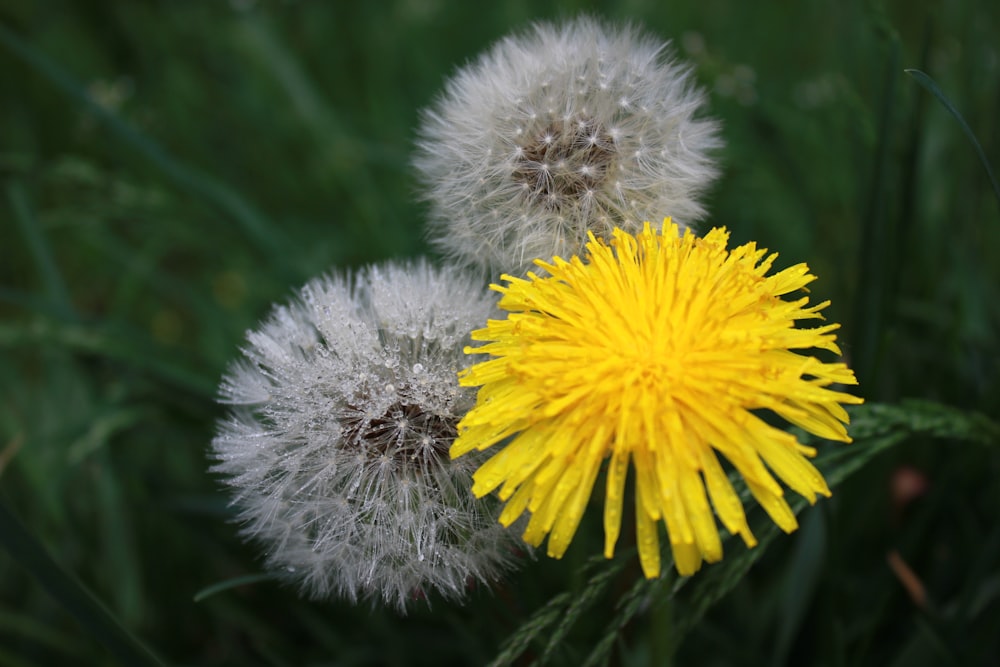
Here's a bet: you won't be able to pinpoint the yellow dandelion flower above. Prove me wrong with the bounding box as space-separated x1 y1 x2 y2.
450 221 863 578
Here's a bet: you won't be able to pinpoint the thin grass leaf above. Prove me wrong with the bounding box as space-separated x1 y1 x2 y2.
83 228 222 327
488 553 637 666
843 399 1000 445
581 571 679 667
0 286 89 326
909 615 960 667
967 573 1000 620
0 320 216 398
95 449 143 625
0 22 290 269
65 406 151 465
486 591 572 667
537 556 631 665
771 510 826 666
905 69 1000 213
0 500 166 667
192 572 278 603
7 182 74 320
0 609 89 655
852 32 901 390
233 17 398 255
891 19 932 346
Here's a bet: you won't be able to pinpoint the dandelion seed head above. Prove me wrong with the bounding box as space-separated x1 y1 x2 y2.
415 16 722 275
212 261 519 611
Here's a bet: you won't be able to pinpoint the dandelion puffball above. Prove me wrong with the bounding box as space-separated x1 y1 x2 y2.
212 261 519 611
414 16 722 276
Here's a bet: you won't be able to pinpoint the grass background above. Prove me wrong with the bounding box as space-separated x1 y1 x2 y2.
1 0 998 665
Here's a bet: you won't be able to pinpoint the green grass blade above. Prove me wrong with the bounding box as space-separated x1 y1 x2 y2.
66 406 151 465
538 556 630 665
0 609 89 655
485 591 572 667
905 69 1000 213
581 571 679 667
844 399 1000 446
771 510 826 666
94 449 143 625
192 572 278 603
7 182 74 319
852 33 901 392
0 23 288 265
0 500 167 667
0 320 216 398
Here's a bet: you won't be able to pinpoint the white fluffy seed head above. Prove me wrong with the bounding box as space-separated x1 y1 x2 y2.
211 260 519 612
414 16 723 276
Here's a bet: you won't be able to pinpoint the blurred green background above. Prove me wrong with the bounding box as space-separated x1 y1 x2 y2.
1 0 998 665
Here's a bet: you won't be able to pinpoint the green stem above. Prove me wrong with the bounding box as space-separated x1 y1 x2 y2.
650 592 675 667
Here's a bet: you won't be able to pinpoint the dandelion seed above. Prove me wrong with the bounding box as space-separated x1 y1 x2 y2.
451 222 863 578
414 16 722 276
212 261 519 611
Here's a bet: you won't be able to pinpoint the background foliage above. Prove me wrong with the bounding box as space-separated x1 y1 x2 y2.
1 0 998 665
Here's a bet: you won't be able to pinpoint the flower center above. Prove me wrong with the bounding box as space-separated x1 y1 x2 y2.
512 117 616 208
341 401 457 465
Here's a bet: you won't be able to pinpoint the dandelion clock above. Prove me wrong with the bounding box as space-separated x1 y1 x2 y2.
212 261 519 611
415 16 722 275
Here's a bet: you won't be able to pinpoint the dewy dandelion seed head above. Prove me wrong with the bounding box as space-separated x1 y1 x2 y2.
414 16 722 276
211 261 519 612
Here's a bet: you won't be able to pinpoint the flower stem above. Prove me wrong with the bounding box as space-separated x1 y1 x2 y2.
650 592 676 666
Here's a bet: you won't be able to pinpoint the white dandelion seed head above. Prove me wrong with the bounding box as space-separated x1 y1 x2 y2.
211 260 519 612
414 15 723 276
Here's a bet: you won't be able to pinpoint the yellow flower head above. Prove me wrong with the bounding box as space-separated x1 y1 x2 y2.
450 221 863 578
